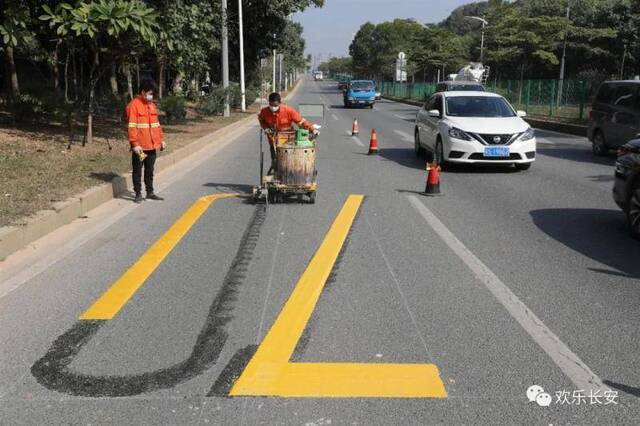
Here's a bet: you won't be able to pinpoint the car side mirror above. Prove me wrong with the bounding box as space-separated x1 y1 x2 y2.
517 110 527 117
428 109 441 118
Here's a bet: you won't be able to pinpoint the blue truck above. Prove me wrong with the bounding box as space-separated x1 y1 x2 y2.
343 80 377 108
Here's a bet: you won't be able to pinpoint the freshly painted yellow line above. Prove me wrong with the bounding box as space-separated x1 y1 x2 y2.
80 194 237 320
230 194 447 398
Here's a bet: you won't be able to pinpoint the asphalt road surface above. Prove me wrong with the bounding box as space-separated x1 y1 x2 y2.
1 78 639 425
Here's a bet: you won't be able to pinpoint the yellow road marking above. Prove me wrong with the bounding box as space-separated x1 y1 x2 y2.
230 195 447 398
80 194 237 320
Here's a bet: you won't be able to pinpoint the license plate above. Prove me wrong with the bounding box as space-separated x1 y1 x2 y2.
484 147 510 157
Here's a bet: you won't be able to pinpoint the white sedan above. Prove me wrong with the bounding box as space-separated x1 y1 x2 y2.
414 91 536 170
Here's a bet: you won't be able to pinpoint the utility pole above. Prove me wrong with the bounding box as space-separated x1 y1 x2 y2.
278 54 284 92
558 1 570 107
221 0 230 117
238 0 246 111
272 48 276 93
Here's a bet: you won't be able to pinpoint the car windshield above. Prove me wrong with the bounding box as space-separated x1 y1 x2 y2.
446 96 516 117
351 81 374 90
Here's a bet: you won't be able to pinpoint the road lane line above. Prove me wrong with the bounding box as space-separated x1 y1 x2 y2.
393 129 414 142
331 113 339 121
230 195 447 398
407 196 606 392
80 193 237 320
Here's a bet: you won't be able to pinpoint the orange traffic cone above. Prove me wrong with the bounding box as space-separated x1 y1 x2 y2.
368 129 379 155
424 161 443 196
352 117 359 136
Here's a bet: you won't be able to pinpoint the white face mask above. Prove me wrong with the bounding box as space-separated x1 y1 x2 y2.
144 94 154 102
269 105 280 113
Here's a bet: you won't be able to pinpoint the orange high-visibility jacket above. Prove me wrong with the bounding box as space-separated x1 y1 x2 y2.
125 96 164 150
258 104 314 137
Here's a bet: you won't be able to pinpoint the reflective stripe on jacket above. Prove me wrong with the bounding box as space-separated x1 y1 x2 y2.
126 96 164 150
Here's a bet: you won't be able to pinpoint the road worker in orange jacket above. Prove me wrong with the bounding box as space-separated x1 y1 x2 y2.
125 79 165 203
258 92 318 173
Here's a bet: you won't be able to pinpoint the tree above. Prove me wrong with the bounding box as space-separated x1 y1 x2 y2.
1 1 33 95
41 0 158 144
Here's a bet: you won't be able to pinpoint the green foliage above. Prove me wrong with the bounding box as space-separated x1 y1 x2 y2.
159 95 187 122
4 94 46 122
196 86 230 116
318 57 353 76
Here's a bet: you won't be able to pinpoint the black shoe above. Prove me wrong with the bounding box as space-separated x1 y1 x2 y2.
146 193 164 201
134 193 144 204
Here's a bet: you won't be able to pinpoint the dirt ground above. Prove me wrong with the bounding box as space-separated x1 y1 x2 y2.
0 103 260 227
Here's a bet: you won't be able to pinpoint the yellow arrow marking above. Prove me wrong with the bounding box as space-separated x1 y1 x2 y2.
81 194 238 320
230 194 447 398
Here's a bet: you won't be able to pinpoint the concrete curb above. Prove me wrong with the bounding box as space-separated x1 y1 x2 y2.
0 92 278 261
0 78 304 262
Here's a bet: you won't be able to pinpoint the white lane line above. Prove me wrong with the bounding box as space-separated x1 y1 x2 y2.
352 136 365 147
407 195 606 392
394 114 411 121
393 129 414 143
331 113 339 121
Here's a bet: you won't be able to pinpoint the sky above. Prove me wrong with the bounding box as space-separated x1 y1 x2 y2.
293 0 474 66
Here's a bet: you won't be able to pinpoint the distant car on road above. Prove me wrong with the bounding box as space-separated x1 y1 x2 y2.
313 71 324 81
436 81 485 92
375 88 382 100
344 80 377 108
613 137 640 239
588 80 640 156
414 91 536 170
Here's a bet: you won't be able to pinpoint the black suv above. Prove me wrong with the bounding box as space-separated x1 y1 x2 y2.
613 137 640 239
588 80 640 156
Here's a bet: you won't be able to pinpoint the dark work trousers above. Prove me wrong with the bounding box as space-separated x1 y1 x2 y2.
132 149 157 194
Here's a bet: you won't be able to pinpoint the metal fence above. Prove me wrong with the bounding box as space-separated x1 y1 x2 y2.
379 79 600 122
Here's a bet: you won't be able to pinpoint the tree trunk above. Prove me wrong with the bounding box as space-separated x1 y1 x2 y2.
85 50 99 146
109 63 118 96
53 40 62 90
157 58 165 99
173 71 184 95
125 64 134 100
5 46 20 96
72 52 78 100
135 57 140 91
64 50 70 102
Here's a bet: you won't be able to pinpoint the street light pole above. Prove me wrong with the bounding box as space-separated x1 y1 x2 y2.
464 16 488 63
221 0 230 117
238 0 246 111
558 1 571 106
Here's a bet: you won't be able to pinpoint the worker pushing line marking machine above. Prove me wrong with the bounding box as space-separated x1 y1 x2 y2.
253 101 325 205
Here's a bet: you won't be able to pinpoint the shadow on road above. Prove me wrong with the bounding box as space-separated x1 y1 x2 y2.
530 208 640 279
378 148 426 170
537 147 616 166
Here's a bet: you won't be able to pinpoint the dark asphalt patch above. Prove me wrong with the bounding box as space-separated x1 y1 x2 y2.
603 380 640 397
31 206 266 397
207 345 257 397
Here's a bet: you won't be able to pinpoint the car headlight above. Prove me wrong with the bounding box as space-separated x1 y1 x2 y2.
369 97 376 101
348 96 354 101
519 127 535 142
448 127 472 141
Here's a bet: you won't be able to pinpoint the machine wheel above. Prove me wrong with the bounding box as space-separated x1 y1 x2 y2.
627 180 640 240
435 138 447 167
592 131 608 156
308 192 316 204
297 194 304 203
